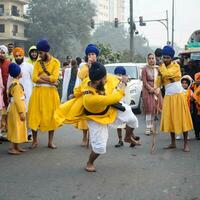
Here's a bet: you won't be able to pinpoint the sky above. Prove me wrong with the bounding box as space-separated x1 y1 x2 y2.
124 0 200 49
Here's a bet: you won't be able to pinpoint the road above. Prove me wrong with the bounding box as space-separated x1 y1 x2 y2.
0 114 200 200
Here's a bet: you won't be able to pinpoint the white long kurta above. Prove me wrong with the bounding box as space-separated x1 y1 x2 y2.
7 62 34 112
61 67 81 103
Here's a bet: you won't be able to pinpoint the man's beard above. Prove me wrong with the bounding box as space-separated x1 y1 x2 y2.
41 53 48 61
15 58 24 65
96 81 105 92
0 57 5 63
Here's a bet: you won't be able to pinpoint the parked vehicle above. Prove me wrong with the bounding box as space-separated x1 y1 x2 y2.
105 63 146 114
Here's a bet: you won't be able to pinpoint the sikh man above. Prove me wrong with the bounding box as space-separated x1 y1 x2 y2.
28 39 60 149
0 45 11 138
55 62 139 172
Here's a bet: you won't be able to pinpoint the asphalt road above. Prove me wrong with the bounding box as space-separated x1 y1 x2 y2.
0 114 200 200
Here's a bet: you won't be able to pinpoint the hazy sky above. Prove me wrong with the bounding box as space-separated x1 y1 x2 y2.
124 0 200 49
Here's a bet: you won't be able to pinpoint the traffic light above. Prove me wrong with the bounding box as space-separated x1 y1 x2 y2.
114 18 119 28
91 19 95 29
139 16 146 26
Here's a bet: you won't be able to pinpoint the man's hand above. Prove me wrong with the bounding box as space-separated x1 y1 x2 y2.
19 113 25 121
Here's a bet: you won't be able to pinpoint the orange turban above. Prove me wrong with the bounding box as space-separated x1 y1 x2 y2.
195 72 200 81
13 47 25 57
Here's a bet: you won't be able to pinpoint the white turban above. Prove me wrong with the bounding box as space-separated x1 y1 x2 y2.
0 45 8 54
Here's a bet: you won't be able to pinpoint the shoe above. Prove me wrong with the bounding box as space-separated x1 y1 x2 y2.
129 143 135 148
115 141 124 148
28 135 32 141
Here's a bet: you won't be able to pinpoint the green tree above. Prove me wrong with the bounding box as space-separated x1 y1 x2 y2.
27 0 95 60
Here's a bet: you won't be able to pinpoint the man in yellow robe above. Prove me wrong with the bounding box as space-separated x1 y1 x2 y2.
28 39 60 149
156 46 193 152
55 62 139 172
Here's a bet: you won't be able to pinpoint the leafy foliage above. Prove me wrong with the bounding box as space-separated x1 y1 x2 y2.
27 0 95 60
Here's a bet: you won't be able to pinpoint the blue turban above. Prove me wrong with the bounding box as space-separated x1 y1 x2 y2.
89 62 106 81
9 63 21 78
85 44 99 56
162 46 175 58
36 39 50 52
114 66 126 75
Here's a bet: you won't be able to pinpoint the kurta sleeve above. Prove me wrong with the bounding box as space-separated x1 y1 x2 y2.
85 89 125 108
12 84 25 114
78 65 89 81
158 63 181 79
32 62 40 83
49 60 60 83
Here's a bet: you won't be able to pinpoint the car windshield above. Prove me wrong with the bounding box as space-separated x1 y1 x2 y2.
106 65 138 79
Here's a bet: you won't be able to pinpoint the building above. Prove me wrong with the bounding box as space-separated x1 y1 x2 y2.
91 0 125 24
0 0 30 47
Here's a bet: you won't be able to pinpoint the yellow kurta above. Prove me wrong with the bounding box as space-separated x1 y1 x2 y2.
28 57 60 132
7 79 27 143
54 75 123 126
157 62 193 134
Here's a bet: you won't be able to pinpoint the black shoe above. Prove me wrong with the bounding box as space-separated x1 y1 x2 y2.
0 136 8 142
28 135 32 141
115 141 124 148
129 143 136 148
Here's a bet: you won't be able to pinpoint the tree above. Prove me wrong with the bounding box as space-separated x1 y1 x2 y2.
27 0 95 60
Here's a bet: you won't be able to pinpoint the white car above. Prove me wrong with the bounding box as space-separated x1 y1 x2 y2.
105 63 146 114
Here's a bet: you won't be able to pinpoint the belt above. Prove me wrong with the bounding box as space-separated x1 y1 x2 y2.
35 83 56 88
84 106 110 115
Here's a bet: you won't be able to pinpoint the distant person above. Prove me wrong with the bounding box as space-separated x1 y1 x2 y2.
27 46 38 66
142 53 162 135
190 72 200 140
61 59 80 103
76 57 82 67
0 45 11 137
7 43 14 61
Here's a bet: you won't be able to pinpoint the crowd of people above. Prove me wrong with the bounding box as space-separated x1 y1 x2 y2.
0 39 199 172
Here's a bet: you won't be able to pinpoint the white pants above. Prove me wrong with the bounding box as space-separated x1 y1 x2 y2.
87 104 138 154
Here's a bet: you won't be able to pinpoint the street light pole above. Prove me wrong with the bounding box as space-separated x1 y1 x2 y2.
130 0 134 62
172 0 175 47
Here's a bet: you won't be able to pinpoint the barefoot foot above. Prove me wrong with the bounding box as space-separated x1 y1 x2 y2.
48 144 57 149
29 143 38 149
85 162 96 172
8 149 21 155
183 144 190 152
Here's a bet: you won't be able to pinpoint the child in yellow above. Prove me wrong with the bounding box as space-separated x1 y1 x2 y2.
7 63 27 155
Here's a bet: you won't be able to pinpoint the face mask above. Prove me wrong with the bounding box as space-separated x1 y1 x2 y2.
96 81 105 92
15 58 24 65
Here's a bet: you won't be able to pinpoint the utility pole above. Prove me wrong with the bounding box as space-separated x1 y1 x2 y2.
129 0 135 62
172 0 175 47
